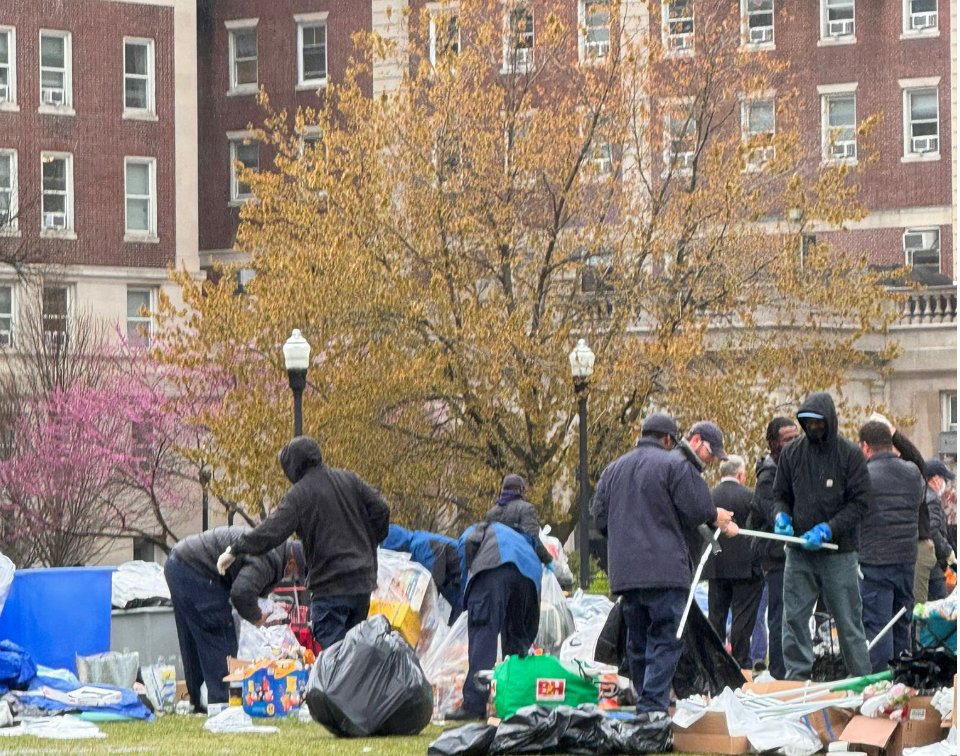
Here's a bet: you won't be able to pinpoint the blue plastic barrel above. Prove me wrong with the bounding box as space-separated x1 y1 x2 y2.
0 567 115 672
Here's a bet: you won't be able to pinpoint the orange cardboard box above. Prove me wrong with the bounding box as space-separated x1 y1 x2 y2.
670 711 750 755
838 696 947 756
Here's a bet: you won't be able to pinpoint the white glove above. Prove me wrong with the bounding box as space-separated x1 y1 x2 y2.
216 546 236 575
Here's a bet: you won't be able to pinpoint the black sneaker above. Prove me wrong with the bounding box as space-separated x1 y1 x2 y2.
443 707 484 722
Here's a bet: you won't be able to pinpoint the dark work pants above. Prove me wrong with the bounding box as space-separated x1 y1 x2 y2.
765 569 786 679
462 564 539 715
310 593 371 650
860 563 914 673
708 576 764 669
621 586 686 714
928 569 947 601
164 556 237 709
782 549 870 680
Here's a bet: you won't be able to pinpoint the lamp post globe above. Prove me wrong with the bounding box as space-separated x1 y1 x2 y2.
568 338 594 591
283 329 311 438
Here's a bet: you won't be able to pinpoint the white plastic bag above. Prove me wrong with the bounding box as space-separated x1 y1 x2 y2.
203 706 278 734
142 662 177 713
111 560 170 609
539 527 574 587
535 570 575 654
421 610 470 719
0 553 13 620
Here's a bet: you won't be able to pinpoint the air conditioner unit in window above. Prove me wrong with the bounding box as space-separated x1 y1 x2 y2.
905 231 938 253
585 39 610 58
830 140 856 160
511 46 533 70
749 26 773 44
910 11 937 30
670 150 694 170
827 19 854 37
41 87 65 106
0 84 8 103
911 135 939 154
0 330 11 348
42 212 66 230
668 32 693 51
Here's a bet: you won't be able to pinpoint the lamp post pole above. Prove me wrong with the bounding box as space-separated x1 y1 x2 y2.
283 329 312 439
199 466 211 532
575 380 589 591
568 338 596 592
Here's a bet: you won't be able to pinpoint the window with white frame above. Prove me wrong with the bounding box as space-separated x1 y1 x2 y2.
905 0 937 32
580 1 611 61
0 285 12 348
124 157 156 237
664 108 696 172
126 288 155 347
742 98 775 169
124 38 155 116
39 30 71 109
942 391 957 433
504 4 534 72
743 0 774 46
821 91 856 162
40 152 73 232
0 150 16 230
227 21 258 92
0 27 16 106
429 6 460 66
904 87 939 156
297 14 328 88
903 227 940 275
663 0 694 54
229 137 258 202
42 285 69 349
822 0 854 39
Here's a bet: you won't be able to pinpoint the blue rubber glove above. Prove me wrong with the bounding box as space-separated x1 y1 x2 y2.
545 561 555 573
801 523 832 551
774 513 794 537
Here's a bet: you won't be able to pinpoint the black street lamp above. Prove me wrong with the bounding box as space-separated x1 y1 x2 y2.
199 466 211 531
282 328 311 438
568 338 596 591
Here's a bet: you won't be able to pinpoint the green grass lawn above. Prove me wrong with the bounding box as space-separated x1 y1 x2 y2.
0 715 443 755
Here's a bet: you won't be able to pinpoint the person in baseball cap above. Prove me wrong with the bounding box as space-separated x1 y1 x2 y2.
924 459 956 483
687 420 729 462
640 412 679 448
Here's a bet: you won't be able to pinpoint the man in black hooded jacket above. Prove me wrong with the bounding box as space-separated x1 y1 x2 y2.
773 392 871 679
216 436 390 648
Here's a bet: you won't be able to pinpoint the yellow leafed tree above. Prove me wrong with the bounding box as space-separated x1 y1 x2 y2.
157 0 902 536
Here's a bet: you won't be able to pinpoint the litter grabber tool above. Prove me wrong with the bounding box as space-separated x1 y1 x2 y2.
676 527 721 640
736 527 839 551
866 605 908 651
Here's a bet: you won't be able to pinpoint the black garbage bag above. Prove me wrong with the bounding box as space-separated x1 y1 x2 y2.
305 614 433 737
595 599 744 699
488 705 671 755
891 647 957 692
428 724 498 756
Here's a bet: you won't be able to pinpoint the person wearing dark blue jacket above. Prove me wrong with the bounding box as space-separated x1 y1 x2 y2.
857 421 924 672
592 413 734 719
381 524 463 622
443 521 542 721
774 392 871 680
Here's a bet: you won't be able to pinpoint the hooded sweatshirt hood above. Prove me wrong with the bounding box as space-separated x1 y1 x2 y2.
278 436 323 483
796 392 838 446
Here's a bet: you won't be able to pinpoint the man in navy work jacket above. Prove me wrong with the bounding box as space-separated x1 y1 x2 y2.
774 392 871 679
216 436 390 649
444 521 542 721
592 412 735 720
165 526 304 712
381 523 463 622
857 420 924 672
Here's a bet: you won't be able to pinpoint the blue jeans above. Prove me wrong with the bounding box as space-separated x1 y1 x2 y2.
860 563 914 673
782 549 870 680
310 593 370 650
164 555 237 708
621 587 686 714
765 569 785 679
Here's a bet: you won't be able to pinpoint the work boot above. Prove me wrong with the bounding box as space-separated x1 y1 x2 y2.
443 707 484 722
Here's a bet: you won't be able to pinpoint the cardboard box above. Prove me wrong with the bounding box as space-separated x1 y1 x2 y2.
671 711 750 755
175 680 189 702
838 697 947 756
238 661 310 718
369 599 421 648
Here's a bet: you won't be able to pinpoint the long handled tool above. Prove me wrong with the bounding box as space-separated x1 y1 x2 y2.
740 670 893 703
736 527 839 551
676 527 721 640
866 606 909 651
